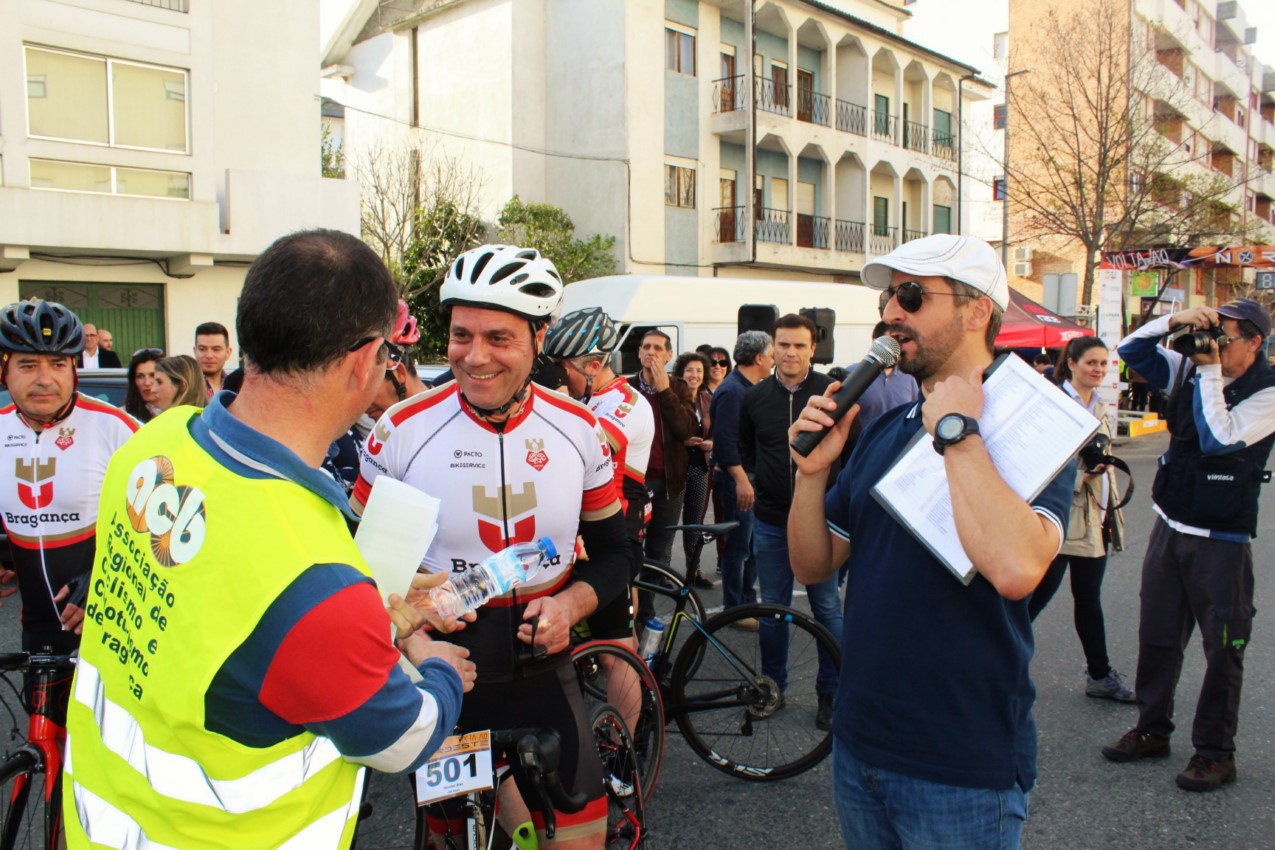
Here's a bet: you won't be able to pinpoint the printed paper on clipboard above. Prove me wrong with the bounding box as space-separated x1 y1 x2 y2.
870 354 1099 584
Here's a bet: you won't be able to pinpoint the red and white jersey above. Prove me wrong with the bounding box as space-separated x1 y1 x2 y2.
0 393 138 631
352 382 620 677
588 376 654 513
353 382 618 596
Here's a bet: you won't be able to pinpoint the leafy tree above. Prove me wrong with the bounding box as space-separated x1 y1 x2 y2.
400 199 487 357
320 124 345 179
496 196 618 283
1005 0 1260 306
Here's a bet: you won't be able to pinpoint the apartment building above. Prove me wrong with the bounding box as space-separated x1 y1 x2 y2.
0 0 358 356
1007 0 1275 314
323 0 992 282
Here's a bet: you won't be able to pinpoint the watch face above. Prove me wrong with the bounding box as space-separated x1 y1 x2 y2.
937 415 965 441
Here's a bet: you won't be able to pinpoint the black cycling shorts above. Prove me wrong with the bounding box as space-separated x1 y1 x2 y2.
425 663 605 841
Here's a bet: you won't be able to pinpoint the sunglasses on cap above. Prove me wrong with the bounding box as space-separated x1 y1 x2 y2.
878 281 964 316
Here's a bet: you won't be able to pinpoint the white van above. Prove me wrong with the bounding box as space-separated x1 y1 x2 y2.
561 275 882 373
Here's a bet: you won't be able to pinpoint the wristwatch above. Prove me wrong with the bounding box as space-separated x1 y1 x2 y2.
932 413 980 455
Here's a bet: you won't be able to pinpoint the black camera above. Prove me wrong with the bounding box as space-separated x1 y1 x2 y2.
1078 432 1112 473
1170 326 1229 356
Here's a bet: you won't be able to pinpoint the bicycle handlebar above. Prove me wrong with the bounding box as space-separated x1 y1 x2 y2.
0 652 77 673
487 728 588 840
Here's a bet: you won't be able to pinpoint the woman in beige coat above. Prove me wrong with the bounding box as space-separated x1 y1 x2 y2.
1028 337 1132 702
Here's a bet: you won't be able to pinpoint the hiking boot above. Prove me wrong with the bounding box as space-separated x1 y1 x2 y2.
1102 727 1171 763
1175 754 1236 792
1086 667 1136 703
816 693 835 731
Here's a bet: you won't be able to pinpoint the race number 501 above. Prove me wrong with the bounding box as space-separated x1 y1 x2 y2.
414 731 493 805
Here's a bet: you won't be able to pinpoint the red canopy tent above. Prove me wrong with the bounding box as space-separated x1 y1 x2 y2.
995 289 1094 349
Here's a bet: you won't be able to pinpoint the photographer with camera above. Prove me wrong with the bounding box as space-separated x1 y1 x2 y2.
1028 337 1134 702
1103 298 1275 792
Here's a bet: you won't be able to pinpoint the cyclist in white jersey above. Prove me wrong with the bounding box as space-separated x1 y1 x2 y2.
544 307 654 737
352 245 630 849
0 299 138 659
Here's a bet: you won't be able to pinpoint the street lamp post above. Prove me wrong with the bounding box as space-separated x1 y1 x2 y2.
1001 69 1030 269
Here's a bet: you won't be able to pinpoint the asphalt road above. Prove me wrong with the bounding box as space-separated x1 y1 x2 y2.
5 430 1274 849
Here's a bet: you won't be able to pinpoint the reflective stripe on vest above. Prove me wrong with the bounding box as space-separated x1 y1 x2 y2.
71 770 365 850
74 659 343 814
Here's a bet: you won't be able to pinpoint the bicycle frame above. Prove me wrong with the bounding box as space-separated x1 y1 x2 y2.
0 653 76 850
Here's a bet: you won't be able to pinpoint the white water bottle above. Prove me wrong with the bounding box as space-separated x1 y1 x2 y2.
429 537 557 619
639 616 665 667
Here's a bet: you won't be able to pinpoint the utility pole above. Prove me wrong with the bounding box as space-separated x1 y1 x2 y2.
1001 69 1030 268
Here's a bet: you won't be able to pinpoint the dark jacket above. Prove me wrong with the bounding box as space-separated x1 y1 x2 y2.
708 368 754 470
78 349 122 368
629 372 697 499
740 369 838 527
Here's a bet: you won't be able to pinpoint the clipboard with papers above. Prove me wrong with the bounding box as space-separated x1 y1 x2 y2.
870 353 1099 584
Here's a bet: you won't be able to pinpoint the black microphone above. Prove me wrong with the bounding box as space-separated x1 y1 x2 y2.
790 335 901 458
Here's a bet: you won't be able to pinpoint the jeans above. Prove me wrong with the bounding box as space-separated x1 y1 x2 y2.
713 469 757 609
833 738 1029 850
644 477 685 568
754 518 842 695
1027 553 1113 679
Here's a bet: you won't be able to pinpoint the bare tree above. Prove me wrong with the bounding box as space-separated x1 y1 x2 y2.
1005 0 1260 305
348 139 485 282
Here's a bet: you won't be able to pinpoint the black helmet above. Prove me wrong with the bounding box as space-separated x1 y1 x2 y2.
0 299 86 355
543 307 620 360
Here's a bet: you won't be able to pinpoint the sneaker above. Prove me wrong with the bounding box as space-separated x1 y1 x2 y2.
1086 667 1136 703
1175 754 1237 792
815 693 835 731
692 574 716 590
729 617 759 631
1102 727 1171 763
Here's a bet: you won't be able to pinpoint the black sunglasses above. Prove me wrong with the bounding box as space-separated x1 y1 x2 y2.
878 281 963 316
710 358 730 367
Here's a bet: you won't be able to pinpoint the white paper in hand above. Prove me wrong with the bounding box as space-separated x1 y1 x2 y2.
354 477 440 605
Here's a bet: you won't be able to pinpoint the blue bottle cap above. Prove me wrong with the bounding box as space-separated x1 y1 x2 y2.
538 536 557 560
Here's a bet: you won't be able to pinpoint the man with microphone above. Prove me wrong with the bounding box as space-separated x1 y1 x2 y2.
787 234 1073 849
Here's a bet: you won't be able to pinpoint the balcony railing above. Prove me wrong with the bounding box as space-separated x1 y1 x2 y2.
797 90 832 126
836 100 867 136
756 207 791 244
903 121 930 153
903 228 929 243
714 206 747 243
797 214 830 249
872 112 897 142
124 0 188 9
835 220 866 253
755 77 791 116
713 76 745 114
933 132 956 161
869 226 899 255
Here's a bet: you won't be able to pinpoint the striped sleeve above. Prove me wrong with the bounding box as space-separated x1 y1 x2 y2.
206 564 463 775
1192 365 1275 455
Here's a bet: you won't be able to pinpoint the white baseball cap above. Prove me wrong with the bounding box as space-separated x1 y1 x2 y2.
861 234 1009 311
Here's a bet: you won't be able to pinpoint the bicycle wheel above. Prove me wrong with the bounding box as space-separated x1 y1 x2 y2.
0 746 58 850
590 706 646 850
572 642 665 801
670 603 840 781
634 562 704 661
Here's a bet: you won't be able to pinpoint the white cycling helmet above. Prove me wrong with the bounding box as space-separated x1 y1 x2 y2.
441 245 564 322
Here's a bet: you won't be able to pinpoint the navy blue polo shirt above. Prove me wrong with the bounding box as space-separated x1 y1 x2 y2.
824 400 1074 792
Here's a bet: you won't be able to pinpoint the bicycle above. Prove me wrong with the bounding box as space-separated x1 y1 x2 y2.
410 723 647 850
0 651 77 850
574 521 841 783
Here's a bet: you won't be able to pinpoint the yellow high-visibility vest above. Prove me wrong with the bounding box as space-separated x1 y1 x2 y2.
65 407 367 849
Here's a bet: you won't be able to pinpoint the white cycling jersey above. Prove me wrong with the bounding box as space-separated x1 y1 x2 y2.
0 393 138 633
588 376 654 514
352 381 620 677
